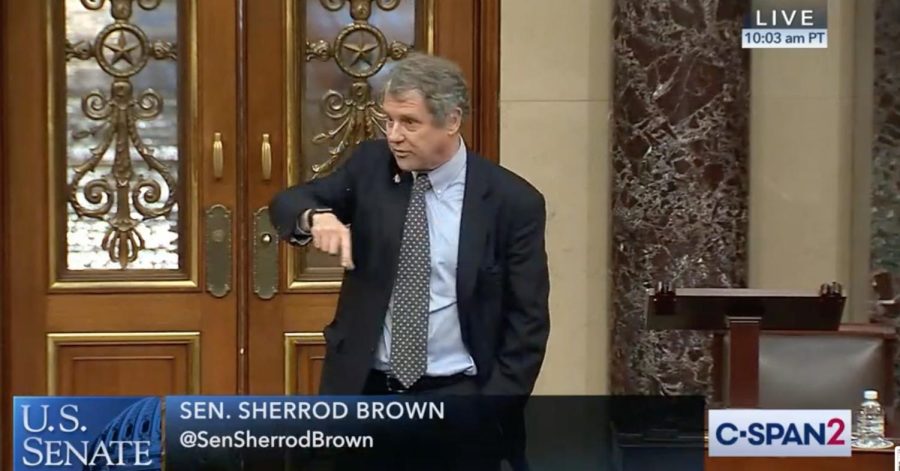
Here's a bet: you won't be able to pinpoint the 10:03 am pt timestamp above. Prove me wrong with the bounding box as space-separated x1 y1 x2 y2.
742 29 828 49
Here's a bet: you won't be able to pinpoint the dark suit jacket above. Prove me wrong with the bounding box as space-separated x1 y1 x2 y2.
269 139 550 395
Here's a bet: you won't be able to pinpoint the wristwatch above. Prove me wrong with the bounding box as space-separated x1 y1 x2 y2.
305 208 333 229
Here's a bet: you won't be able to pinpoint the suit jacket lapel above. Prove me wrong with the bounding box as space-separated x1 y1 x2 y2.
457 153 492 305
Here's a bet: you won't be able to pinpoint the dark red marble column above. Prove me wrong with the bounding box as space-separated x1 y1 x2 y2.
871 0 900 401
610 0 750 395
871 0 900 297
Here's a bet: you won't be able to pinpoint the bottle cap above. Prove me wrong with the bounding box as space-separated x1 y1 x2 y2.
864 390 878 400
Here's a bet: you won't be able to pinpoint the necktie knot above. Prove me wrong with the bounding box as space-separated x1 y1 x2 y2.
414 173 432 192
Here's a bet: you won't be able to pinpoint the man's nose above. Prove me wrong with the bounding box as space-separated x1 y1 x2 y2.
386 122 403 142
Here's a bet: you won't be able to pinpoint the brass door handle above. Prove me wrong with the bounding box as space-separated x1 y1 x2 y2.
212 132 224 180
261 133 272 181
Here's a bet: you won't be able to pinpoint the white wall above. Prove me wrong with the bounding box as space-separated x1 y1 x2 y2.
500 0 613 394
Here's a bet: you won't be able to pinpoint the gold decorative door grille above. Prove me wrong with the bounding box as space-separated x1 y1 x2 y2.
285 0 432 290
303 0 415 178
50 0 199 287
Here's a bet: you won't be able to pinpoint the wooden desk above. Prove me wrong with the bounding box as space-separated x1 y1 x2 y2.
705 447 894 470
615 438 894 470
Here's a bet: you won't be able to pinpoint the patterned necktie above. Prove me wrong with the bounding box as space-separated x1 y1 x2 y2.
389 173 432 388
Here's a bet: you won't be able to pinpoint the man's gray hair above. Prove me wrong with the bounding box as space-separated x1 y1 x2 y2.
381 52 470 125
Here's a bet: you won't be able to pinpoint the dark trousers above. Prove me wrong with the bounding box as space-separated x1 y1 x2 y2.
362 369 482 395
362 371 532 471
333 370 501 471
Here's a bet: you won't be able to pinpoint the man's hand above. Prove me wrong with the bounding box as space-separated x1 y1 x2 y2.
310 212 354 270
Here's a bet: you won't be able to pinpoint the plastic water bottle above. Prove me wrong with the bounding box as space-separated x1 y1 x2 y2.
855 390 887 447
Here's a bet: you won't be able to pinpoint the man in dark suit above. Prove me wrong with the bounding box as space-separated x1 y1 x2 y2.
269 53 550 399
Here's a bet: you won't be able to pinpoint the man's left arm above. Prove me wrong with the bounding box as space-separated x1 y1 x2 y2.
483 191 550 396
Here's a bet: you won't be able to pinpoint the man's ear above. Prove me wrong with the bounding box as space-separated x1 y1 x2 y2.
445 108 463 135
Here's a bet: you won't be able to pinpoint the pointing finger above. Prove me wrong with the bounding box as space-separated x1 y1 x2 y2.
340 228 354 270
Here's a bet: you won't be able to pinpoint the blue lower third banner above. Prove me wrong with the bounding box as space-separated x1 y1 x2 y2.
13 395 704 471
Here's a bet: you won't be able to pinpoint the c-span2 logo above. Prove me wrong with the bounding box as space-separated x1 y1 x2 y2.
709 409 851 457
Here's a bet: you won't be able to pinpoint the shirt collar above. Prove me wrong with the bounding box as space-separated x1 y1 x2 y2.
417 136 466 193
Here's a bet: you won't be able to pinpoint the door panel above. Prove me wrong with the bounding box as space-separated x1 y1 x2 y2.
284 333 327 394
0 1 5 464
246 0 499 395
48 332 200 396
2 0 239 409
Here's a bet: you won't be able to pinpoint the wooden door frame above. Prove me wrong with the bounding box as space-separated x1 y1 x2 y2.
1 0 10 464
432 0 501 160
1 0 6 465
472 0 501 161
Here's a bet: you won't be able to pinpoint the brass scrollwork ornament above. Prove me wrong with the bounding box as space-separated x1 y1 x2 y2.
306 0 413 179
67 0 177 268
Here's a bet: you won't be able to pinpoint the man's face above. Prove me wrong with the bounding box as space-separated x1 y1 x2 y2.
382 91 460 172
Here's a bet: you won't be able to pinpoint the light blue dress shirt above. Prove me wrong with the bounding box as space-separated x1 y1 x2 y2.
374 139 477 377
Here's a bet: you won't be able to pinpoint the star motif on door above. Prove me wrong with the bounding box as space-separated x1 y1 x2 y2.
103 31 141 66
341 34 378 68
303 0 412 179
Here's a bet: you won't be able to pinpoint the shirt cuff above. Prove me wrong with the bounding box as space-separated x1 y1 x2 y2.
289 214 312 246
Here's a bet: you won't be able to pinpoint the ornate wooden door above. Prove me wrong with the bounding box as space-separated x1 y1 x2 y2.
1 0 497 461
3 0 240 398
244 0 499 395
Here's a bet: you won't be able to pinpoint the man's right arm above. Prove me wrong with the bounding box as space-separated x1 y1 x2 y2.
268 143 366 245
